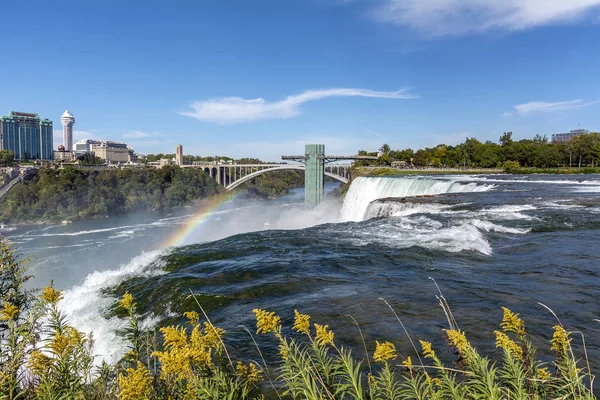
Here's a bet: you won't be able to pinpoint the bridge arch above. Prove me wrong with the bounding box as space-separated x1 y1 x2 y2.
225 165 348 191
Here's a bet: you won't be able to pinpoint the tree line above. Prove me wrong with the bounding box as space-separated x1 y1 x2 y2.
0 166 223 223
359 131 600 168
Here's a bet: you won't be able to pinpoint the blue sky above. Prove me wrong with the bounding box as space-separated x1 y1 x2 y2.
1 0 599 160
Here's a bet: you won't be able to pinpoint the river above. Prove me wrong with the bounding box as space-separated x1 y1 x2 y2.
4 175 600 371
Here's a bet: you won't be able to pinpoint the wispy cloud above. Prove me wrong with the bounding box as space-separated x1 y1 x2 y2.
122 130 161 139
513 99 599 115
180 88 417 124
371 0 600 36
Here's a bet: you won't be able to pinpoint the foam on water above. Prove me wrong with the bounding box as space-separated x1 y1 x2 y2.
340 176 494 222
58 251 166 364
344 216 493 255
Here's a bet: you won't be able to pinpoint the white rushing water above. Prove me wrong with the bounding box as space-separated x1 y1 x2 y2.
340 176 494 221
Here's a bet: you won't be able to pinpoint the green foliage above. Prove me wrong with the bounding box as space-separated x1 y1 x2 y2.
236 169 304 199
365 131 600 170
503 160 520 172
0 150 15 167
0 166 223 223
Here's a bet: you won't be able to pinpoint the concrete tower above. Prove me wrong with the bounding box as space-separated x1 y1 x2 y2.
176 144 183 165
60 110 75 151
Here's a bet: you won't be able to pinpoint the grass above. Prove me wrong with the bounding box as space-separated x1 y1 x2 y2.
0 238 597 399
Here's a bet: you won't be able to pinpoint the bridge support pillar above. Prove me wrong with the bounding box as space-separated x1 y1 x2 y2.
305 144 324 209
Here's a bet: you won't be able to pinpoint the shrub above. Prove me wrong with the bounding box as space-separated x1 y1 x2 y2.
503 160 520 172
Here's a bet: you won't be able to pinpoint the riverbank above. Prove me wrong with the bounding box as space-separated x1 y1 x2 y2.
355 166 600 177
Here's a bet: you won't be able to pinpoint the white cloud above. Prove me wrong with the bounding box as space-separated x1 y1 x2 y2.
122 130 161 139
180 88 416 124
513 99 599 115
372 0 600 36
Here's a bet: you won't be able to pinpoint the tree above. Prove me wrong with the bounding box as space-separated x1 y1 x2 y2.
379 144 391 155
0 150 14 167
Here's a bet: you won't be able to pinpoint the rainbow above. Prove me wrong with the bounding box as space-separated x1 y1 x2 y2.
162 192 244 248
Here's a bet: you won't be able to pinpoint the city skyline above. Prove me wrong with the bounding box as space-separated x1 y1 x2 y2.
1 1 600 161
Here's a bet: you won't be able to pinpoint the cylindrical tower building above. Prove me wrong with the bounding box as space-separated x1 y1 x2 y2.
60 110 75 151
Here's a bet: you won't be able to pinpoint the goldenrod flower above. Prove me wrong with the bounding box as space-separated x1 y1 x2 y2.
494 331 523 361
279 343 289 360
402 356 413 370
119 292 136 311
184 311 199 326
367 373 377 387
247 362 263 383
28 350 52 376
118 362 152 400
373 341 397 362
0 302 19 321
252 309 281 334
444 329 470 354
292 309 310 336
40 281 63 304
203 322 224 348
550 325 572 353
536 367 552 382
500 307 525 336
420 340 435 359
50 333 67 355
314 323 334 346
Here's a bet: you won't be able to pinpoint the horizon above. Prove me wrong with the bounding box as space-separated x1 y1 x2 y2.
1 0 599 161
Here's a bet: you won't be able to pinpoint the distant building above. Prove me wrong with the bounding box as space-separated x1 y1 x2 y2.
60 110 75 151
73 138 134 163
53 145 74 162
176 144 183 166
0 111 53 160
552 129 590 143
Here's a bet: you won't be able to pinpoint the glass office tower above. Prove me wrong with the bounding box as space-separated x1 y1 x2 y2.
0 111 53 160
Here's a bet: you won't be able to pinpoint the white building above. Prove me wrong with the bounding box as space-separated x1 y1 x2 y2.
60 110 75 151
74 139 134 163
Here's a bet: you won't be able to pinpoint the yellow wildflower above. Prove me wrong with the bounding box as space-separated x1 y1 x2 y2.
119 292 136 311
118 362 152 400
494 331 524 361
500 307 526 336
0 302 19 321
184 311 199 326
368 373 377 387
373 341 397 362
49 332 70 355
402 356 413 370
253 309 281 334
536 367 552 382
550 325 572 353
292 309 311 336
40 281 63 304
203 322 225 348
28 350 53 376
420 340 435 359
314 323 334 346
161 326 189 350
444 329 470 354
279 343 289 360
236 361 248 376
247 362 263 383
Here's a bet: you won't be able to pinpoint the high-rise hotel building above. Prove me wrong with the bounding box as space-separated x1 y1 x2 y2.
0 111 53 160
61 110 75 151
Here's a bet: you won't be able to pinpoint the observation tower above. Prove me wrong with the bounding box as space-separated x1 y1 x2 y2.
60 110 75 151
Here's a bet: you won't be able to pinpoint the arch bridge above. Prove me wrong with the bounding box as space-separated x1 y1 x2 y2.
182 144 377 208
183 163 352 190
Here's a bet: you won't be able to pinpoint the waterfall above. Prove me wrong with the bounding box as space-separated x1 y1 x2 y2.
340 176 494 221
